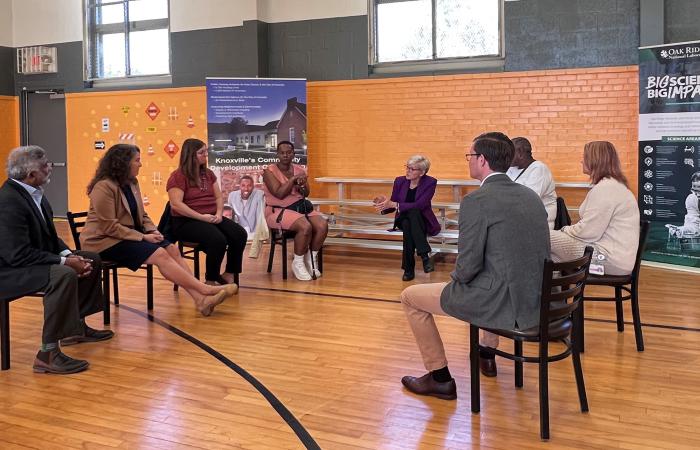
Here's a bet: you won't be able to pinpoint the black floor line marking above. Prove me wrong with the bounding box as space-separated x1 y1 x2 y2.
117 273 700 333
118 304 321 450
585 317 700 333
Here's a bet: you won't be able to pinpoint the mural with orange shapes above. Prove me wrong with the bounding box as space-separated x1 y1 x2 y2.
64 87 207 218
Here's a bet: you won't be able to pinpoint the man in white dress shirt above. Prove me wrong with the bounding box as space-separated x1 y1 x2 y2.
506 137 557 230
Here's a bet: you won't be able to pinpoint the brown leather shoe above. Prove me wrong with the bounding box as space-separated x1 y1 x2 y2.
480 357 497 377
60 326 115 346
33 349 89 374
401 372 457 400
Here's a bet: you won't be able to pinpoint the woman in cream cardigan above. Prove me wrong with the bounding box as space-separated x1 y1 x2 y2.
550 141 640 275
80 144 236 316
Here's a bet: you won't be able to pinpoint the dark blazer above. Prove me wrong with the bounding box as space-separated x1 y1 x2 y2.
390 175 441 236
0 179 70 301
440 174 550 331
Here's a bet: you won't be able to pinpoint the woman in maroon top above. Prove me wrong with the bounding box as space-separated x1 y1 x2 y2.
167 139 248 286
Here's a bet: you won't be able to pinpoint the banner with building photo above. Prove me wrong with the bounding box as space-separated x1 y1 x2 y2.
205 78 307 235
639 41 700 268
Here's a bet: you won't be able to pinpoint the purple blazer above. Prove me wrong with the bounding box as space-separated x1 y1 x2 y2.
390 175 441 236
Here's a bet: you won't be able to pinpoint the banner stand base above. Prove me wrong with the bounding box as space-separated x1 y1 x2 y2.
642 260 700 275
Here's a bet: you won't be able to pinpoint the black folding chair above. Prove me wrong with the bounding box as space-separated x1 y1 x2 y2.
469 247 593 440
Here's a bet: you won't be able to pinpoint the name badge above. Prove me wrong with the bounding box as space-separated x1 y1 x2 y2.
589 263 604 275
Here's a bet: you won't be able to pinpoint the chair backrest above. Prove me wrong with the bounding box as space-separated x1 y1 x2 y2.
66 211 88 250
539 247 594 339
554 196 572 230
632 220 651 280
157 201 176 243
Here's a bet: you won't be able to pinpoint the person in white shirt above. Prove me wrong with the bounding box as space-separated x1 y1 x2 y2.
506 137 557 229
227 175 269 258
681 173 700 234
550 141 639 275
227 175 264 235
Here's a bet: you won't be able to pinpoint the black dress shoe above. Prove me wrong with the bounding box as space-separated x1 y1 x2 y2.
60 326 115 346
402 271 415 281
480 357 497 377
33 349 89 374
421 255 435 273
401 372 457 400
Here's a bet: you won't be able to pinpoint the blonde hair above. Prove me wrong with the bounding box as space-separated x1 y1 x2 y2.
584 141 628 187
407 154 431 174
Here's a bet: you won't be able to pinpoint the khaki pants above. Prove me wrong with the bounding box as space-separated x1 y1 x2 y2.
401 282 499 371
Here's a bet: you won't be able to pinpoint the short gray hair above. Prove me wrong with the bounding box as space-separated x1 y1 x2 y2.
406 154 431 174
6 145 48 180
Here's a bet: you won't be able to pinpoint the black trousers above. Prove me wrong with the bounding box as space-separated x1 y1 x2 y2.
398 209 431 272
172 217 248 281
41 251 104 344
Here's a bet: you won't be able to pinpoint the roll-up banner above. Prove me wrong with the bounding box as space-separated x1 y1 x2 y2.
205 78 307 234
639 41 700 269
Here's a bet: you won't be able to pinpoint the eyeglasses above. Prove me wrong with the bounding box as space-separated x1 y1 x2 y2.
196 149 208 155
465 153 481 161
405 165 422 172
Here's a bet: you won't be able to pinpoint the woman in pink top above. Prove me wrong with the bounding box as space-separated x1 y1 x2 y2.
262 141 328 281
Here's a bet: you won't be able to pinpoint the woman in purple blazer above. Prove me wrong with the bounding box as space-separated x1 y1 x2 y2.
375 155 440 281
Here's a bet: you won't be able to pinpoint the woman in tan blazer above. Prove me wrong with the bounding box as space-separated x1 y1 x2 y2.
80 144 235 316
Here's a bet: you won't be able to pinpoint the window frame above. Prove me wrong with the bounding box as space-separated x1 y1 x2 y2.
368 0 506 75
82 0 172 84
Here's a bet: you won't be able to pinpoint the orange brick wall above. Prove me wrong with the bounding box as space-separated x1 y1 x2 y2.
306 65 639 201
62 66 639 220
0 96 20 183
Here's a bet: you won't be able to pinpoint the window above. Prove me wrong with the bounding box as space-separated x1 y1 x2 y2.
369 0 503 73
83 0 170 81
289 128 295 145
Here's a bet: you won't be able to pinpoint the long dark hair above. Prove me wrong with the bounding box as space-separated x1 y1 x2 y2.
179 138 206 187
87 144 140 194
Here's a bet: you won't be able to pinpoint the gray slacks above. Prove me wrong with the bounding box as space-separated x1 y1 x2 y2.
41 251 103 344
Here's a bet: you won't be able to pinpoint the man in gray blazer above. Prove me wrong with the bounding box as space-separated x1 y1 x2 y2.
400 132 550 400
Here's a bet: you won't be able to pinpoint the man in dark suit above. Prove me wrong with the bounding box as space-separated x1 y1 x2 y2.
0 146 113 374
399 132 550 400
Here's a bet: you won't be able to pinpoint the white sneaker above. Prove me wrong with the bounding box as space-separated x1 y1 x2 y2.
292 257 312 281
304 252 322 278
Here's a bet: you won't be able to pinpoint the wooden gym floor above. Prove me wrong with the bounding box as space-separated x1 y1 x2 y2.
1 222 699 449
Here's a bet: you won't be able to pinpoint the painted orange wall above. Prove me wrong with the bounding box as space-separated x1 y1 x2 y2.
66 87 207 217
63 66 639 220
0 96 20 183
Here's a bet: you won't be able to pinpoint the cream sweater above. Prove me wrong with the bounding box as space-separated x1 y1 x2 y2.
561 178 640 273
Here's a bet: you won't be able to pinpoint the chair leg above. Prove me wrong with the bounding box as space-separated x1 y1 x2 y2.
147 265 154 311
539 340 550 440
174 242 184 291
281 235 288 280
112 267 119 305
615 286 624 332
267 237 276 273
1 300 10 370
233 272 240 285
317 247 323 273
102 268 111 325
630 284 645 351
514 340 523 388
572 344 589 413
469 325 480 413
575 298 585 353
194 249 201 280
